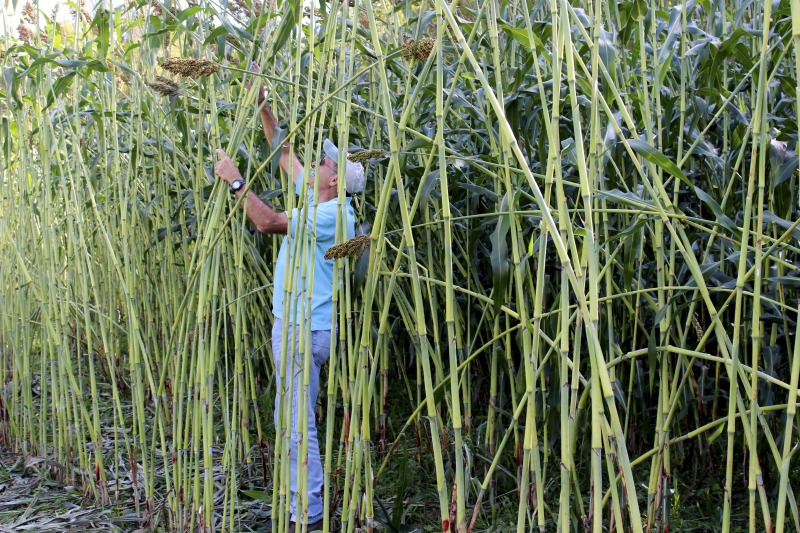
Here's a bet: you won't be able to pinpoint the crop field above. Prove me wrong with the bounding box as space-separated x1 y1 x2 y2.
1 0 799 531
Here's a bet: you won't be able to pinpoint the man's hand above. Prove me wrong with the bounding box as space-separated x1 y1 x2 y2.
214 149 242 185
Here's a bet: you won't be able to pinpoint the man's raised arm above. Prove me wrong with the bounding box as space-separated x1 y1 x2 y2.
251 63 304 184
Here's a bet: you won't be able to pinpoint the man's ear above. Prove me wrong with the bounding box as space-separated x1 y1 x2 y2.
329 173 338 187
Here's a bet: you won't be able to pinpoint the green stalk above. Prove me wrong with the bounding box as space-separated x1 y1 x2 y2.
723 0 772 528
361 1 451 528
775 305 800 532
435 0 466 529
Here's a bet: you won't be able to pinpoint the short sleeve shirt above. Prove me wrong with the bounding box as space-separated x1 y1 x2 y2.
271 175 356 330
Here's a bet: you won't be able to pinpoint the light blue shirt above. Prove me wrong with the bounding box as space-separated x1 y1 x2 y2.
272 175 356 331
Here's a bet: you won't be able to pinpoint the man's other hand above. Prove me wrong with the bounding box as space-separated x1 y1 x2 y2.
214 149 242 185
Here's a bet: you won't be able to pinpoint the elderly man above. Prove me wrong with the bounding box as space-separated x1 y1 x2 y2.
214 78 364 531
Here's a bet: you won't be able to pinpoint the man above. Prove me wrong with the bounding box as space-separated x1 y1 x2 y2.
214 76 364 531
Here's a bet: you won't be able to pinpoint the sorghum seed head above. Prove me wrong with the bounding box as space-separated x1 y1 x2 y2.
347 149 388 163
17 24 34 45
156 75 178 87
70 7 92 23
401 37 436 62
147 76 180 96
401 37 415 61
159 57 220 78
415 38 435 61
324 234 371 260
22 2 36 24
232 0 253 17
692 314 704 340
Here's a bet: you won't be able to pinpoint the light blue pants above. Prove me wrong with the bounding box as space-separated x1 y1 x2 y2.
271 318 330 525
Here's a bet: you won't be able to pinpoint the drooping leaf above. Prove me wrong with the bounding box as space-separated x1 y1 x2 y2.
773 156 798 189
419 169 440 206
271 0 301 58
693 187 739 238
45 70 77 110
204 25 230 46
658 6 683 64
490 192 512 314
763 211 800 241
499 24 544 54
240 490 271 502
625 139 690 187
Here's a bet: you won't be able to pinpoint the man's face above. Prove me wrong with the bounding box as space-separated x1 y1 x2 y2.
312 154 338 190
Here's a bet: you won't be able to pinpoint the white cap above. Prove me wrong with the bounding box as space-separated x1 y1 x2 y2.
323 139 365 194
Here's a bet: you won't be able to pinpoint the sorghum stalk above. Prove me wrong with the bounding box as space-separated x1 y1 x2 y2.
435 0 466 528
482 1 544 529
776 307 800 532
439 3 650 529
723 0 773 528
747 10 773 531
362 1 451 529
561 0 611 527
775 6 800 531
325 7 358 517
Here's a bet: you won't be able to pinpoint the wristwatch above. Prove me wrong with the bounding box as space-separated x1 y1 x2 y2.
230 179 245 193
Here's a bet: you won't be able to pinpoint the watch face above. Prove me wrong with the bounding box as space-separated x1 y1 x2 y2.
231 179 245 191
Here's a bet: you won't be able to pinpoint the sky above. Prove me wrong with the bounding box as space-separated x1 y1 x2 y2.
1 0 126 36
3 1 85 35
